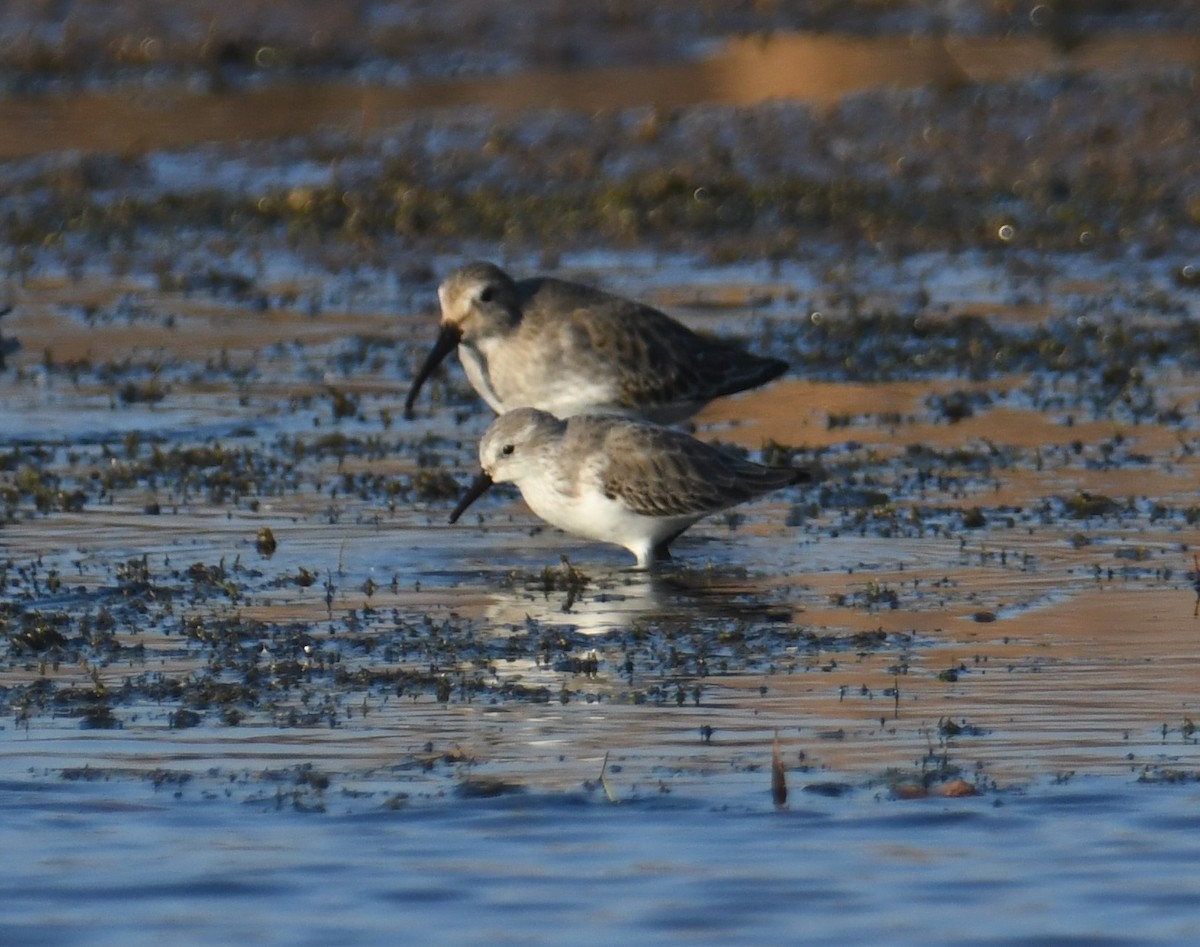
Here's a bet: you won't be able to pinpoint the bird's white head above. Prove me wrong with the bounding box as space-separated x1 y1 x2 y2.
479 407 565 484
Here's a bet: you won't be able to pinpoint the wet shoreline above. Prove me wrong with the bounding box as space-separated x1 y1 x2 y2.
3 247 1198 798
4 30 1198 159
2 7 1199 942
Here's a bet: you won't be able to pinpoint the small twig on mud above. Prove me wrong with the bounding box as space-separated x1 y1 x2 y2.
1192 554 1200 618
771 731 788 810
599 751 617 804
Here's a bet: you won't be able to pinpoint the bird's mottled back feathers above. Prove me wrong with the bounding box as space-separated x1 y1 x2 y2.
517 277 787 417
558 417 802 519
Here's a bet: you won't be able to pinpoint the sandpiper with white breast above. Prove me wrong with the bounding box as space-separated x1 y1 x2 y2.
448 407 808 568
405 261 788 421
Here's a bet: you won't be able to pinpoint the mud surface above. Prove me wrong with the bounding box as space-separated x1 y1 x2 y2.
1 4 1200 944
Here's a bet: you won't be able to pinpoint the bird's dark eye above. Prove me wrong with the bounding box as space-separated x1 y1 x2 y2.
501 444 515 456
479 286 495 304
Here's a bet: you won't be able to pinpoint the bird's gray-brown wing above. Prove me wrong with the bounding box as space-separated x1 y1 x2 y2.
577 297 786 407
585 420 801 518
522 279 786 408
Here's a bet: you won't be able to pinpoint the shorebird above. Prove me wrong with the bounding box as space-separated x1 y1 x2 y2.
405 261 787 422
448 407 807 568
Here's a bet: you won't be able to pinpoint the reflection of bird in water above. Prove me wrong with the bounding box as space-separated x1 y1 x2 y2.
405 261 787 421
484 568 661 637
450 408 808 569
482 564 793 637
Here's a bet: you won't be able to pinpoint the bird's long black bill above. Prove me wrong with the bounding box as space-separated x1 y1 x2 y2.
448 472 494 524
404 323 462 418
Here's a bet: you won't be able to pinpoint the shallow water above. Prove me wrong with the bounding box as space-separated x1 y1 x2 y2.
2 30 1198 157
4 7 1200 940
3 774 1200 946
4 247 1200 942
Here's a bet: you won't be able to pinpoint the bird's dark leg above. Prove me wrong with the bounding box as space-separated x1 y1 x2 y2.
653 524 694 564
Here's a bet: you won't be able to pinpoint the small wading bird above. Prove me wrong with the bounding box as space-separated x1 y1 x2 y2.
405 261 788 422
449 408 809 569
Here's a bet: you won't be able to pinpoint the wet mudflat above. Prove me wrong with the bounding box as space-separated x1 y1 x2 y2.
4 249 1200 943
3 3 1200 944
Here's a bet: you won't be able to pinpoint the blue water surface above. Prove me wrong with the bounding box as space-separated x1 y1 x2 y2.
2 775 1199 946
